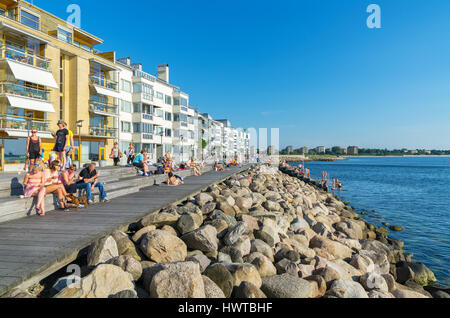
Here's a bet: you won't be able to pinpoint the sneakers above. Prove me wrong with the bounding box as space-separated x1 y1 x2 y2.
101 198 109 203
88 200 94 204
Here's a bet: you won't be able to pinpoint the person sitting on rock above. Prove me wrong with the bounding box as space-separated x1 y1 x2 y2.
214 161 225 171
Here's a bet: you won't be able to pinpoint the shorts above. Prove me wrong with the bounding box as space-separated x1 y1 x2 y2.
65 184 77 194
53 144 65 152
28 151 41 160
133 162 144 170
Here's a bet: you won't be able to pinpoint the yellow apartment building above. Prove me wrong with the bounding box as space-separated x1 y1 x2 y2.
0 0 119 171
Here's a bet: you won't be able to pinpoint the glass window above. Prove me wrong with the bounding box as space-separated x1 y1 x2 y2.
155 109 163 118
165 112 172 121
73 40 81 47
173 114 180 122
0 8 5 17
142 123 153 133
3 138 27 164
133 83 142 93
180 97 188 106
156 92 163 99
133 123 141 133
57 28 73 44
133 103 141 113
121 121 131 133
121 79 132 93
155 126 163 136
165 95 172 105
21 10 40 30
81 44 91 52
120 99 132 113
165 129 172 137
173 98 180 106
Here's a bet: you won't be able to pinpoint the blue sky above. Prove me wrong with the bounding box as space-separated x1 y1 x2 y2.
36 0 450 150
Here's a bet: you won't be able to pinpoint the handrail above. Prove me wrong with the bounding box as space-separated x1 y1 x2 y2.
89 126 118 137
89 100 119 115
89 75 118 90
0 115 50 131
0 45 51 70
0 82 50 100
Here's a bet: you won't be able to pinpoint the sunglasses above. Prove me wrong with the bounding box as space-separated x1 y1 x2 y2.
32 131 37 134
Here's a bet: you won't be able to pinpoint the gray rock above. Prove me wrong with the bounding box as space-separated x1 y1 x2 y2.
186 253 211 273
195 193 214 207
106 255 143 281
139 230 187 263
233 281 267 298
260 274 313 298
250 239 274 261
326 279 368 298
224 222 248 246
181 225 218 253
202 276 226 298
204 263 235 298
109 290 138 298
87 236 119 267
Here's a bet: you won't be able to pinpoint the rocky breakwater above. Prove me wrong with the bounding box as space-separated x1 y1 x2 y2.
30 164 448 299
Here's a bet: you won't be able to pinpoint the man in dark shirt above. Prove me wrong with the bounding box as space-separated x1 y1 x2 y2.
76 162 108 204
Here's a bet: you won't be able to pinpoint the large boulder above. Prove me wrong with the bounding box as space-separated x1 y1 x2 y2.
181 225 218 253
218 201 236 217
250 239 274 261
334 220 363 240
250 254 277 277
177 214 201 235
106 255 143 281
202 276 226 298
326 279 368 298
140 211 179 228
139 230 187 263
408 262 437 286
55 264 134 298
223 263 262 288
224 222 248 246
260 274 313 298
236 197 253 210
132 226 157 244
149 261 205 298
87 236 119 267
185 253 211 273
255 219 280 247
309 236 352 260
111 231 143 261
359 273 389 293
204 263 235 298
233 282 267 298
195 193 214 207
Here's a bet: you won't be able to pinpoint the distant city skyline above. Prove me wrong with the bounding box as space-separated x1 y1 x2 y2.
35 0 450 149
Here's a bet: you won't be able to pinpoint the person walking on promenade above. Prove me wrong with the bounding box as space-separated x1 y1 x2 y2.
76 162 108 204
25 129 42 172
127 142 135 166
23 163 46 216
133 150 150 176
42 160 70 212
53 120 69 170
110 142 122 166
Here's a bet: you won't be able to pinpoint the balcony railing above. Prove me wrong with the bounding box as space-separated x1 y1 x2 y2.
142 133 153 140
89 100 118 116
89 126 118 138
142 113 153 121
89 75 118 91
0 46 51 71
0 82 50 101
0 115 50 131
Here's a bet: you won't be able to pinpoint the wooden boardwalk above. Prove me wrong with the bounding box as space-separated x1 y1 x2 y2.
0 166 249 296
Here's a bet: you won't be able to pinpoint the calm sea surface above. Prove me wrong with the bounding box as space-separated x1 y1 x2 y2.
294 157 450 287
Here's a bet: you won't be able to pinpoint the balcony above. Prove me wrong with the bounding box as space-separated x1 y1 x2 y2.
142 113 153 121
0 82 50 101
0 115 50 132
89 100 119 117
89 126 118 138
89 75 118 91
0 46 51 71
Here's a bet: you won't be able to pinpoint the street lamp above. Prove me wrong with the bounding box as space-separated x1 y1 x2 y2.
76 120 84 168
181 135 184 164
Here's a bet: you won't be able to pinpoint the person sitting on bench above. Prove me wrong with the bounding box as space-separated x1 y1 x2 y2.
76 162 108 204
133 150 150 176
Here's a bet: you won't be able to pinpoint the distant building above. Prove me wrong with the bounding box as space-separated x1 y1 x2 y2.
299 147 309 155
325 148 332 154
285 146 293 154
267 146 278 155
347 146 359 155
424 150 431 155
409 150 418 155
342 148 348 155
315 146 325 154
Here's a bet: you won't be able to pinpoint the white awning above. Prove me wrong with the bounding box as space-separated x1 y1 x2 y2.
3 130 53 139
6 60 59 89
92 85 121 99
6 95 55 113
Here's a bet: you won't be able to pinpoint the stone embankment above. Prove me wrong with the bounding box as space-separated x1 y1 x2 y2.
280 155 347 163
12 165 448 298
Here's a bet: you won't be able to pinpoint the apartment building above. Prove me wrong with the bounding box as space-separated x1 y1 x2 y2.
0 0 119 171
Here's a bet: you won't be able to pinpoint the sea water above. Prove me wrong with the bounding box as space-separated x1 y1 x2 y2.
294 156 450 287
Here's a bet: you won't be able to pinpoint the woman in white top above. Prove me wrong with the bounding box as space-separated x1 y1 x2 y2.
39 160 70 211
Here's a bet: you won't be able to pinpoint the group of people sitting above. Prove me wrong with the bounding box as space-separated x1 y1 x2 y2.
23 161 108 216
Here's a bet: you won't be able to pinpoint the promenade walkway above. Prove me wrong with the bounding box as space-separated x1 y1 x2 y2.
0 165 249 296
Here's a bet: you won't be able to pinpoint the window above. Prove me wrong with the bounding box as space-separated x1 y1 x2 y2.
133 103 141 113
134 83 153 100
188 116 194 125
155 126 163 136
165 129 172 137
57 27 73 44
21 10 40 30
156 91 163 100
121 79 131 93
155 109 163 118
165 112 172 121
0 8 6 17
142 123 153 133
133 123 141 133
165 95 172 105
173 114 180 122
180 97 188 107
81 44 91 52
173 98 179 106
120 100 132 113
121 121 131 133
